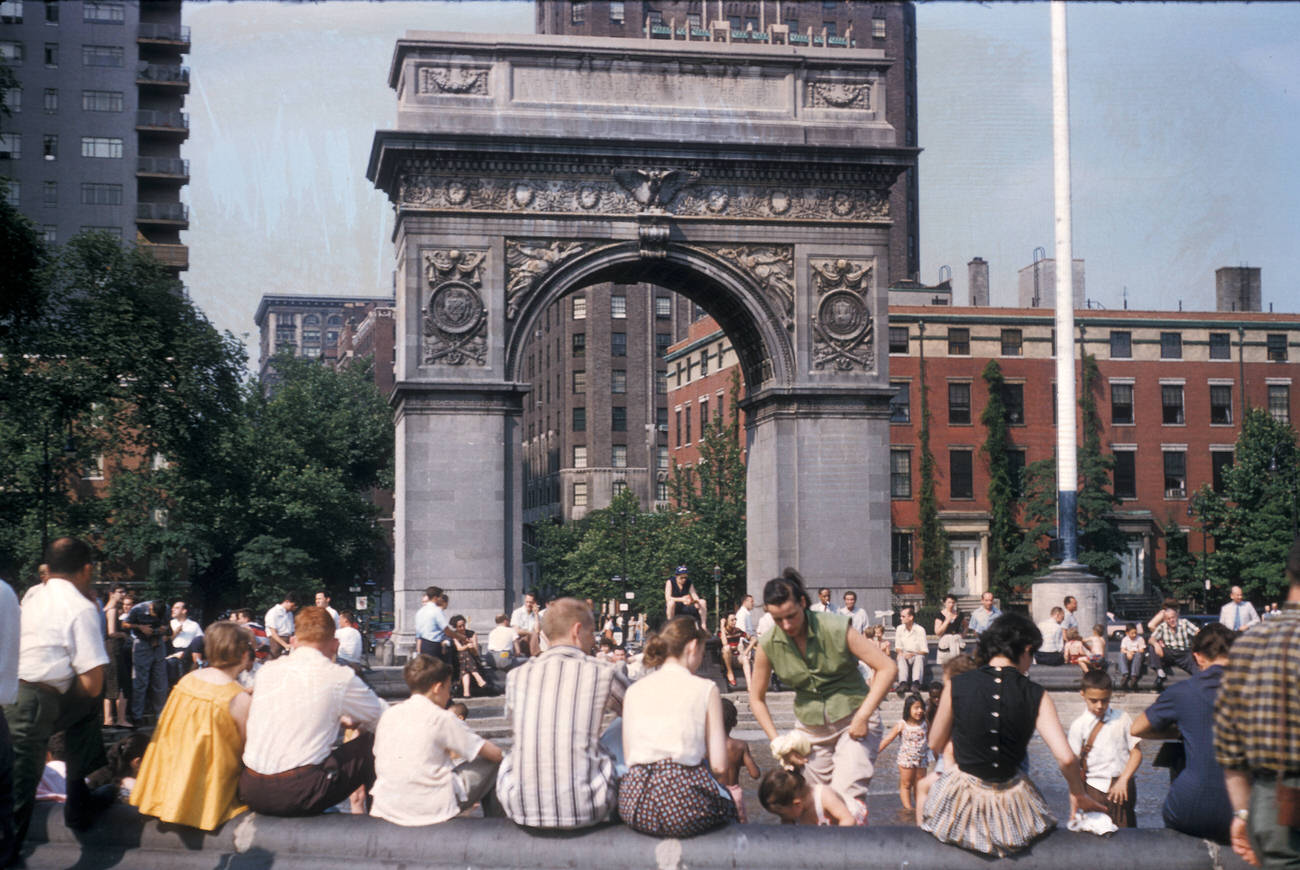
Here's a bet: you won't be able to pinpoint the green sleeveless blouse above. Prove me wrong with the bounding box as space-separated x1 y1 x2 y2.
759 610 867 727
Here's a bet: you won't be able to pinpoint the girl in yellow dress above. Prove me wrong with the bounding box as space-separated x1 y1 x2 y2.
130 621 254 831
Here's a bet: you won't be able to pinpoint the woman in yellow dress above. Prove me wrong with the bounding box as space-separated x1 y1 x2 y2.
130 620 254 831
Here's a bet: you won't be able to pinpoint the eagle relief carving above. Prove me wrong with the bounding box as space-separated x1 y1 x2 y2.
422 249 487 366
612 168 700 212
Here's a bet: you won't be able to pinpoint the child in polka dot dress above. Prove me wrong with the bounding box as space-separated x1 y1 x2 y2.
879 694 930 812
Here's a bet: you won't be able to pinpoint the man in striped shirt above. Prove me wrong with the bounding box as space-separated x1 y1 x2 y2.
495 598 629 829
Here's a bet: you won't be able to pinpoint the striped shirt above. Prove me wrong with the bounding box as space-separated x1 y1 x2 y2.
495 644 629 828
1150 617 1199 651
1214 603 1300 773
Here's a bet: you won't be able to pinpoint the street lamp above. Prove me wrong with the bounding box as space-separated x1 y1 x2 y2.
1187 497 1208 613
609 502 635 640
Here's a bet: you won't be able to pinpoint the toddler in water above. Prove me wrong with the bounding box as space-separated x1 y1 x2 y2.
1084 624 1108 671
719 698 760 822
759 766 867 826
879 694 930 812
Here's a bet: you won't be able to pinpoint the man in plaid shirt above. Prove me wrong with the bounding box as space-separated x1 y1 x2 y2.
1146 599 1200 691
1215 540 1300 868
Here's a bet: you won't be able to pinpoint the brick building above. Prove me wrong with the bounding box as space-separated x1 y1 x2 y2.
664 314 746 467
252 294 395 387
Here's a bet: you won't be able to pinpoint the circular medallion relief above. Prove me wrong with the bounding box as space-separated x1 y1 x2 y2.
769 190 791 215
817 290 869 341
513 183 534 207
706 189 729 213
578 186 600 210
832 192 855 216
429 281 484 335
446 180 469 205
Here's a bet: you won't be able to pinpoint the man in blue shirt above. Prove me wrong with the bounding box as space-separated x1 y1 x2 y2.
415 586 467 664
968 591 1002 635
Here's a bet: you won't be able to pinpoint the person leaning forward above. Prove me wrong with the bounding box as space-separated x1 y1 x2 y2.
3 538 112 863
238 605 387 817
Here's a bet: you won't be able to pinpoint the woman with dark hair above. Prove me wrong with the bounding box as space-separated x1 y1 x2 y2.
922 612 1105 856
934 595 966 669
1131 622 1237 843
748 568 897 805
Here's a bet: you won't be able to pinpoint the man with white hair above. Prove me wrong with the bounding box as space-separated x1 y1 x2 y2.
1217 586 1259 632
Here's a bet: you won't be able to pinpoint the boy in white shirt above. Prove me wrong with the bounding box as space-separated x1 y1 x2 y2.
370 654 503 826
1118 623 1146 690
1066 670 1141 827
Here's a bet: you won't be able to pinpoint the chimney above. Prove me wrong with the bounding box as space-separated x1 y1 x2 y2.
968 257 990 307
1215 267 1261 313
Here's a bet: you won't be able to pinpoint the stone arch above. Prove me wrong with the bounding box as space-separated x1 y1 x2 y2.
505 241 795 394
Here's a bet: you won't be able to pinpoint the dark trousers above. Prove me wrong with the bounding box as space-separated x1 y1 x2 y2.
1035 651 1065 666
1 709 15 867
3 682 108 858
417 638 451 665
237 732 376 817
1148 647 1198 677
131 639 169 723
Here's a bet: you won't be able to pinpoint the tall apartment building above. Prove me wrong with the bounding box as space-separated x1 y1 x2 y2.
253 294 396 386
1 0 191 271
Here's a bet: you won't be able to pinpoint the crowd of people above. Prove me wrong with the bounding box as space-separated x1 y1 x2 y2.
1 537 1298 868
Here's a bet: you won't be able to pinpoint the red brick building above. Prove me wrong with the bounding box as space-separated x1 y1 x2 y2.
664 315 747 467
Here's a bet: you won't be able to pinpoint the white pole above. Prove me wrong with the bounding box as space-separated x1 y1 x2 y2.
1051 1 1079 564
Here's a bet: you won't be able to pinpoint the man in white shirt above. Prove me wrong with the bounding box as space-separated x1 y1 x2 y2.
1062 595 1080 632
486 614 518 670
335 611 364 670
168 600 203 683
238 606 387 816
1035 606 1066 666
840 591 868 634
755 608 775 639
315 590 340 627
510 592 541 657
371 653 504 825
3 538 112 857
1217 586 1260 631
1 577 19 864
893 605 928 693
416 586 465 663
734 594 755 636
810 587 833 613
264 592 299 658
968 591 1002 635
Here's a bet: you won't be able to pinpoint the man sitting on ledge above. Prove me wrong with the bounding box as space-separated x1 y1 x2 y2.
495 597 629 829
238 605 387 816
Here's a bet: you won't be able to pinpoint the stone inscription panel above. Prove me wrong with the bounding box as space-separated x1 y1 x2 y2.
510 60 790 115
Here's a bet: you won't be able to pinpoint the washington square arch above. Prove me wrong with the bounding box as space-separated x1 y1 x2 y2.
367 32 917 646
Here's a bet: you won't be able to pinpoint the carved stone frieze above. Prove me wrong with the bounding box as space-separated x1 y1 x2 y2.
809 258 874 372
706 245 795 333
417 66 489 96
612 168 700 211
422 249 488 367
504 240 591 319
806 81 871 110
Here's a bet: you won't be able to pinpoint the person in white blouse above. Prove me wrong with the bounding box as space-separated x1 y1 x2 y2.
618 616 736 836
1217 586 1260 631
238 606 387 816
733 594 756 636
335 611 365 670
315 591 340 627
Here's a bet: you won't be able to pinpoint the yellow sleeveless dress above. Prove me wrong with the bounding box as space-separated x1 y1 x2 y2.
129 671 249 831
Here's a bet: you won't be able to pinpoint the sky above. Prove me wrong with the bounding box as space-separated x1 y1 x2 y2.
180 1 1300 366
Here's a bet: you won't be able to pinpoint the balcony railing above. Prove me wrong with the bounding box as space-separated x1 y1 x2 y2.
137 23 191 45
140 243 188 269
136 63 190 85
137 156 189 177
136 202 189 223
136 110 189 131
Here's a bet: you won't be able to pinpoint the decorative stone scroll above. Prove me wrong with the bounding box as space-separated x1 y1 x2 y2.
417 66 489 96
706 245 795 333
806 81 871 110
504 240 592 319
810 258 874 372
422 249 487 366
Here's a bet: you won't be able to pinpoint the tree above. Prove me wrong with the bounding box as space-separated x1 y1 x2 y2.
980 360 1019 601
916 354 950 604
1160 515 1199 602
1006 458 1057 582
1195 408 1298 603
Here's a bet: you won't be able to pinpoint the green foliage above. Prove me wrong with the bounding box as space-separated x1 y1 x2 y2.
980 360 1019 599
1160 515 1199 602
916 355 950 604
1006 458 1057 582
1193 408 1298 603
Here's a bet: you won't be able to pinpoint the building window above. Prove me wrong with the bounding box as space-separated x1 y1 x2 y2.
656 480 669 501
0 133 19 160
83 1 124 22
611 370 626 394
610 0 625 23
889 381 910 423
1109 330 1132 359
80 136 122 158
1161 384 1185 424
872 17 887 39
42 42 56 66
81 89 123 112
42 87 57 113
1163 451 1187 499
612 479 627 496
950 450 974 499
1160 332 1183 360
573 482 588 507
302 330 321 344
572 296 586 319
325 330 338 346
41 180 56 206
891 531 913 577
948 382 971 425
888 326 909 354
1210 385 1233 425
654 296 671 318
572 370 585 394
1105 382 1133 425
611 406 627 432
83 453 105 481
609 445 627 468
1001 383 1025 425
39 225 54 243
655 333 671 357
570 445 587 468
684 405 691 443
1007 449 1026 498
570 1 586 24
1267 334 1288 362
41 134 56 160
81 45 124 67
1209 332 1232 360
657 445 669 471
572 407 586 431
947 327 970 355
655 372 667 395
1 1 23 23
1 86 17 113
698 398 709 432
1113 451 1137 499
79 182 122 205
611 332 627 357
0 41 23 63
571 333 585 357
610 294 626 319
890 449 912 499
1000 329 1022 356
1269 384 1290 424
79 225 120 238
1212 450 1234 493
658 405 667 431
822 20 837 37
1 181 17 206
674 408 682 446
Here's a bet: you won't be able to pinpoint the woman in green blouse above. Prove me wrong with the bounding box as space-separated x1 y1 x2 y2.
749 569 897 804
